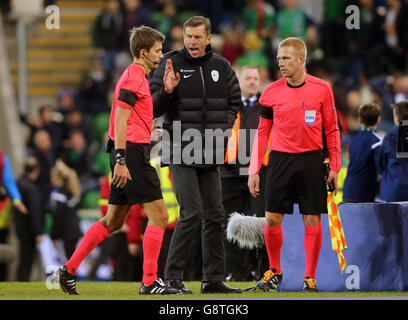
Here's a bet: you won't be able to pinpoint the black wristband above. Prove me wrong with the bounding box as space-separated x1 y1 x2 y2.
114 149 126 165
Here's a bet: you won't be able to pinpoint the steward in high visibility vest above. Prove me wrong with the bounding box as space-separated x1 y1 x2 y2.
224 112 273 168
150 157 179 229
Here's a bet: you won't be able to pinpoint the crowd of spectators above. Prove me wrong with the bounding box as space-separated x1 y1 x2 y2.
86 0 408 135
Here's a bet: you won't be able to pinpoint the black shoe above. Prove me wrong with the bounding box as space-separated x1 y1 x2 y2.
55 265 79 295
200 280 243 294
139 278 182 295
302 277 319 292
166 279 192 294
254 269 282 292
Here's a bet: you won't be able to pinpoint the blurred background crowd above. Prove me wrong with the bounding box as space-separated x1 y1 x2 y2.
0 0 407 282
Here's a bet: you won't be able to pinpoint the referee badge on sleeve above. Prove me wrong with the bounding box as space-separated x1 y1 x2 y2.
211 70 219 82
305 110 316 126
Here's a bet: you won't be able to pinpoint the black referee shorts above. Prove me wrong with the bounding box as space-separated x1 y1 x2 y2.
265 150 327 214
108 142 163 206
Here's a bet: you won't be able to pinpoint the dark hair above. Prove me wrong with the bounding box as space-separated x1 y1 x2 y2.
359 103 381 127
39 105 53 115
24 156 39 174
129 26 165 59
67 107 82 116
183 16 211 35
393 100 408 121
69 128 85 139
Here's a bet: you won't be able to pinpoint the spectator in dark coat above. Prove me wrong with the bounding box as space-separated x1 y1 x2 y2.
347 0 387 86
22 105 63 156
396 0 408 71
15 156 44 281
92 0 125 73
61 108 94 147
49 160 82 259
76 67 110 116
28 129 55 211
122 0 155 50
60 129 98 193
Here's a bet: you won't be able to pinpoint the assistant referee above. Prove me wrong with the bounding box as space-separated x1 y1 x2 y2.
248 37 341 292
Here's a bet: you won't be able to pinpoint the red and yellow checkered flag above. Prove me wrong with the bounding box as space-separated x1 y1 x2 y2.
327 192 347 274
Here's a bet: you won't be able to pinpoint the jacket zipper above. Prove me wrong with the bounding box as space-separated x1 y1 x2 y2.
199 66 207 162
199 66 206 100
199 66 207 127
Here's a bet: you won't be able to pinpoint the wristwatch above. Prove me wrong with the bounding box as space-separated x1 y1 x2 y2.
114 149 126 165
115 157 126 165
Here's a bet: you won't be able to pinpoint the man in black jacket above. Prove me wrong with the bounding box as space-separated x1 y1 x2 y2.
150 16 242 294
221 66 269 281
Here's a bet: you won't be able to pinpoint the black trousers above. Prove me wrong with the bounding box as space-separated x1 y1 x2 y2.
165 165 225 281
17 235 37 281
221 174 269 280
157 227 174 280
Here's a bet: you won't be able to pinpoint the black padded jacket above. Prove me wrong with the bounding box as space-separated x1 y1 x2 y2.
150 45 242 167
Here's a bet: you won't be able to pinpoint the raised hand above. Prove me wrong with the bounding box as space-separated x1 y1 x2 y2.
163 59 180 94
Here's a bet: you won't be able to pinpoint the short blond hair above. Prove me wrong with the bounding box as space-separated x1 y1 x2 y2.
279 37 307 58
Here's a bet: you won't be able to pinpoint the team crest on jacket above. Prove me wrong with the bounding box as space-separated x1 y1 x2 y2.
305 110 316 126
211 70 219 82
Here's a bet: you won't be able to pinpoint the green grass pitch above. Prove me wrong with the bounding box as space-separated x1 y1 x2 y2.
1 282 408 300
